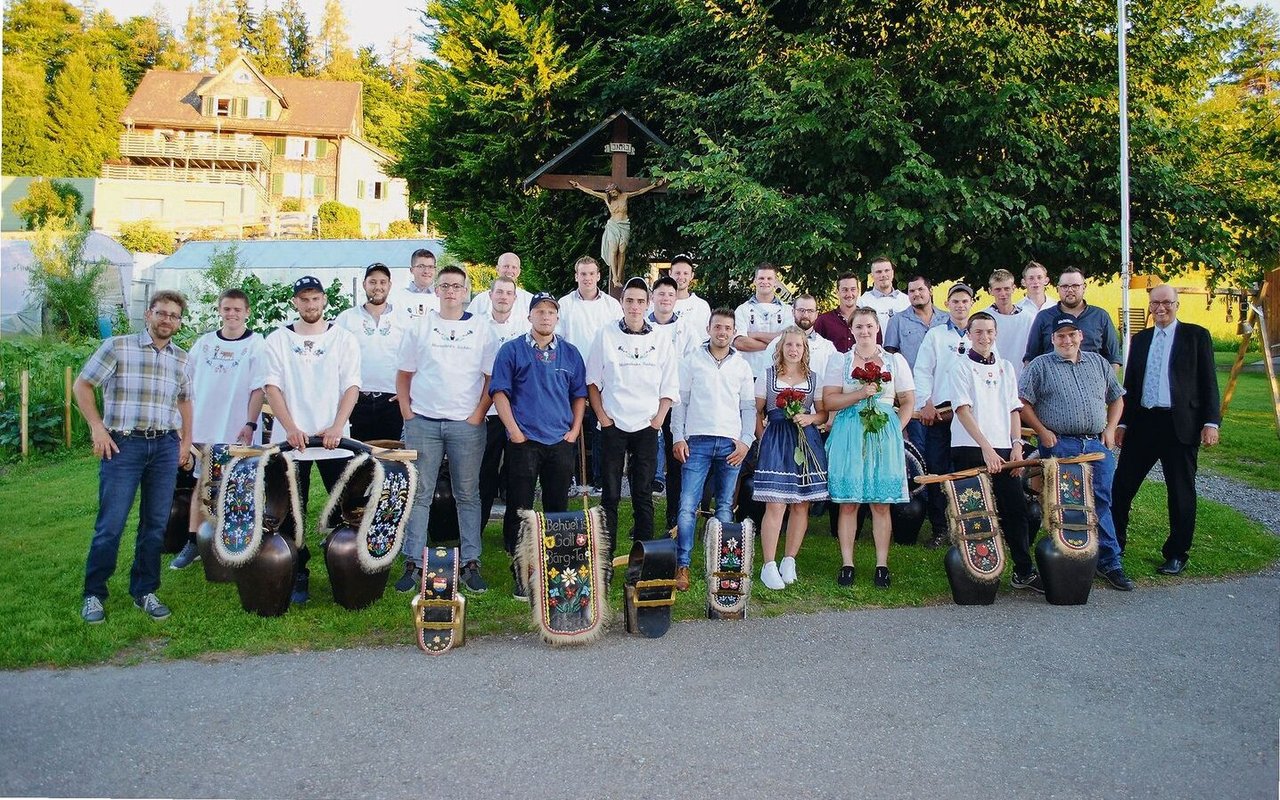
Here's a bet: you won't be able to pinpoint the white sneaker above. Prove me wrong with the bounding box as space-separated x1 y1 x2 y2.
760 561 785 590
779 556 797 585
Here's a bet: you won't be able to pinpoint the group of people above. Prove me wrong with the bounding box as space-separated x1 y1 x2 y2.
76 251 1221 625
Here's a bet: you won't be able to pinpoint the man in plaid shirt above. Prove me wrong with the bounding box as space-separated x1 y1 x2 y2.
74 290 194 624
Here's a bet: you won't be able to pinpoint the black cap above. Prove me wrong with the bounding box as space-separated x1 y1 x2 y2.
292 275 324 296
364 262 391 280
1052 316 1081 332
529 292 559 310
947 282 974 299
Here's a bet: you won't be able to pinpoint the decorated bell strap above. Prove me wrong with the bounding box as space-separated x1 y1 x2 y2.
318 452 417 574
621 537 678 637
705 517 754 620
940 473 1006 584
213 445 303 567
197 443 235 517
1040 457 1099 560
412 545 466 655
904 440 928 499
515 508 610 646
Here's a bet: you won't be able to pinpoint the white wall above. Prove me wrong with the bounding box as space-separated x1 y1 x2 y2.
335 139 410 236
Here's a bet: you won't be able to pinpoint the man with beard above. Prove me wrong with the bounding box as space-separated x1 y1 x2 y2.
764 293 836 382
398 248 440 322
885 274 948 454
861 257 910 332
336 263 412 442
76 290 194 623
1023 267 1120 366
262 276 362 604
477 277 532 547
467 252 533 319
813 273 862 353
668 254 711 338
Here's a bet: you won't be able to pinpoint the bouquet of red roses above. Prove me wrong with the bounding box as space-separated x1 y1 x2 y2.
850 362 893 436
775 387 818 469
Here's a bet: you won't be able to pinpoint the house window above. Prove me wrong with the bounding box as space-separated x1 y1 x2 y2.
215 98 232 117
282 173 315 198
284 137 318 160
373 181 384 200
248 97 269 119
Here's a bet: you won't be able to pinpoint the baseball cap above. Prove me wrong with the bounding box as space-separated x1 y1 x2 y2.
1052 316 1081 332
623 276 650 294
364 262 391 279
947 282 974 299
292 275 324 296
529 292 559 310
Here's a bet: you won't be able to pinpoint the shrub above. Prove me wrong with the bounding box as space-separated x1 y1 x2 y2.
278 197 304 213
117 219 176 254
13 179 83 230
316 201 362 239
24 225 108 341
381 219 421 238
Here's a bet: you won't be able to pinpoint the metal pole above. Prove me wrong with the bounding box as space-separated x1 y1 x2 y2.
1118 0 1132 368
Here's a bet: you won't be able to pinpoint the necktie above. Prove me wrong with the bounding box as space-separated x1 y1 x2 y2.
1142 328 1167 408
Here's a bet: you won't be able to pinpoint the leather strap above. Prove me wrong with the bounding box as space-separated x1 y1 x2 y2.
413 545 466 654
623 538 677 637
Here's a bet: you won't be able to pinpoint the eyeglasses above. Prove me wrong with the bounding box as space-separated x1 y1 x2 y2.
1149 300 1177 307
437 282 466 291
1058 283 1084 289
151 311 182 321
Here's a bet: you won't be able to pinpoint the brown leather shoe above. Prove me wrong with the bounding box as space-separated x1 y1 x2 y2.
675 566 690 592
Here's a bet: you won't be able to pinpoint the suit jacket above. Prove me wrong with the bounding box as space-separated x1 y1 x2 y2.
1120 321 1220 445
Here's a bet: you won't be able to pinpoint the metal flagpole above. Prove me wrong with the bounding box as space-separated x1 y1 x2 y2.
1118 0 1132 368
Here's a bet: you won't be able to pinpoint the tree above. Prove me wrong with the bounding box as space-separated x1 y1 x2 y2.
181 2 212 71
116 13 180 90
46 51 124 176
253 4 290 74
1 0 82 80
232 0 258 53
209 0 242 68
25 223 109 341
316 0 354 75
280 0 314 75
1 57 54 175
117 219 177 254
13 179 84 229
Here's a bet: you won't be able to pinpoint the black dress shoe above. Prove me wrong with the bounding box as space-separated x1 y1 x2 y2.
1157 557 1187 575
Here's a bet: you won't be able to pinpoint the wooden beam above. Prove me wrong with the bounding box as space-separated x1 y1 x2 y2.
611 117 629 183
533 174 668 193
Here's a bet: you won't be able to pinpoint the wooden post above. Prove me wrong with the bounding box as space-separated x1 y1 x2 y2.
64 366 73 448
20 369 29 459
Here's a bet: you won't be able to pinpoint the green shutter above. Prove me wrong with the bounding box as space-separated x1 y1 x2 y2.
237 97 248 117
201 95 213 115
266 99 274 118
273 138 286 156
356 180 365 199
271 173 283 194
316 139 328 159
313 175 324 197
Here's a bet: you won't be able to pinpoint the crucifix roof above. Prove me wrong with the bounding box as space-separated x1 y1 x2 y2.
522 109 668 190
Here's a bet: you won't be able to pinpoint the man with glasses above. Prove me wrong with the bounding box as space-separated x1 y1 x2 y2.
76 290 194 623
336 263 411 442
1112 285 1220 576
396 265 497 594
814 273 862 353
1023 267 1120 366
763 293 836 380
399 248 440 322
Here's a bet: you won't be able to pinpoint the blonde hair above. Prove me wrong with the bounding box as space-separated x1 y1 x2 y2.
771 325 811 380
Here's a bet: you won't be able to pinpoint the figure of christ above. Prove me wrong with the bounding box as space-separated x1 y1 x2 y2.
569 178 667 288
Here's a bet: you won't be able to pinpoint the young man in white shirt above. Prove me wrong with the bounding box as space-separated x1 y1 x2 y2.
671 308 756 591
466 252 533 319
980 268 1035 379
861 256 910 332
171 288 265 570
734 263 795 380
648 275 694 519
1017 260 1055 315
669 254 712 337
478 276 533 535
335 263 412 442
398 248 440 322
913 282 976 548
950 311 1039 591
261 276 362 604
396 265 498 594
587 276 679 557
763 293 836 383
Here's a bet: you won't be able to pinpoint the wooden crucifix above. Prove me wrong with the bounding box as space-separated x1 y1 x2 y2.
523 110 669 291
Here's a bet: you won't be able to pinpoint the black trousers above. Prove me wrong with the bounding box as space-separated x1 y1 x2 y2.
923 421 953 537
501 439 576 555
285 457 351 569
599 424 659 557
349 392 404 443
478 416 507 535
659 416 683 532
951 447 1032 576
1112 408 1200 561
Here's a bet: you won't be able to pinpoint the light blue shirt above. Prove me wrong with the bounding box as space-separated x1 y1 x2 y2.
1141 319 1176 409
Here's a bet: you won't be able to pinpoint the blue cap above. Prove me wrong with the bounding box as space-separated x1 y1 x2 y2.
1052 316 1080 332
529 292 559 310
292 275 324 296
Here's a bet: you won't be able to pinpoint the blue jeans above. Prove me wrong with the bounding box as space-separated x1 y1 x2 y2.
84 430 180 601
403 416 486 565
1039 436 1122 573
676 436 742 567
923 420 952 534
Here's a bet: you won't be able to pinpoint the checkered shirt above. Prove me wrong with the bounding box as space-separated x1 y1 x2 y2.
79 332 191 431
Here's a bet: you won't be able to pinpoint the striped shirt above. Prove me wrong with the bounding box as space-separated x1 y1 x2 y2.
79 332 191 431
1018 350 1123 436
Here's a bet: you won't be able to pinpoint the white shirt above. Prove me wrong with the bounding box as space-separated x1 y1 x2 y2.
648 312 698 358
398 312 498 420
262 323 362 459
734 296 794 380
189 330 265 444
913 320 979 410
949 352 1021 449
334 303 412 394
862 288 911 332
586 321 680 433
484 312 532 417
397 285 440 322
822 348 915 404
556 289 623 359
467 287 533 321
673 293 712 340
979 304 1035 379
1018 294 1056 315
764 329 837 392
671 345 756 445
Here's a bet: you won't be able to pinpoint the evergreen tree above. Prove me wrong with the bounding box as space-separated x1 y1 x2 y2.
254 4 291 75
182 2 212 71
116 14 178 90
47 51 123 176
317 0 355 75
1 57 55 175
210 0 242 68
280 0 314 75
2 0 83 80
232 0 259 53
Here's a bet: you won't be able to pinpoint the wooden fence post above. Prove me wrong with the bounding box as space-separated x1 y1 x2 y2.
64 366 73 448
20 369 29 459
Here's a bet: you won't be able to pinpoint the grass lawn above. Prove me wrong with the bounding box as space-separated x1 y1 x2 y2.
1205 355 1280 491
2 450 1277 669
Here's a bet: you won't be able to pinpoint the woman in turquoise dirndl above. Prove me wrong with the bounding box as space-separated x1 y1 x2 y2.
822 307 915 589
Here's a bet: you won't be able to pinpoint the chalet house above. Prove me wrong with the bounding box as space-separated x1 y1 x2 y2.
95 54 409 237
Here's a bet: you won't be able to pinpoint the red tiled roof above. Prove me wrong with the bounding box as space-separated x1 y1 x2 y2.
121 69 362 137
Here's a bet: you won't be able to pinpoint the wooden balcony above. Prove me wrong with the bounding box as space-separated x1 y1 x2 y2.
100 164 269 208
118 131 273 170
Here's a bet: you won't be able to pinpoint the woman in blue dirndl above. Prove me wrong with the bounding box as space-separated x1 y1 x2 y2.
822 308 915 589
753 327 829 590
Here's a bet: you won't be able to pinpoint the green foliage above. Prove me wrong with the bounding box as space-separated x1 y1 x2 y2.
280 0 315 75
116 220 177 254
316 200 362 239
46 50 126 176
176 244 246 345
13 179 84 230
1 57 54 175
381 219 422 238
278 197 305 213
24 225 109 341
0 337 98 458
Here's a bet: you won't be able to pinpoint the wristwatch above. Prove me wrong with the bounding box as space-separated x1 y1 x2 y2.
244 420 258 430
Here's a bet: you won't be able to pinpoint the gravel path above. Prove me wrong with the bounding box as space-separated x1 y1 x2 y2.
1148 463 1280 534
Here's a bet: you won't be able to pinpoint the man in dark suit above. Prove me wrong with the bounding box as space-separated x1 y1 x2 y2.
1112 284 1220 575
